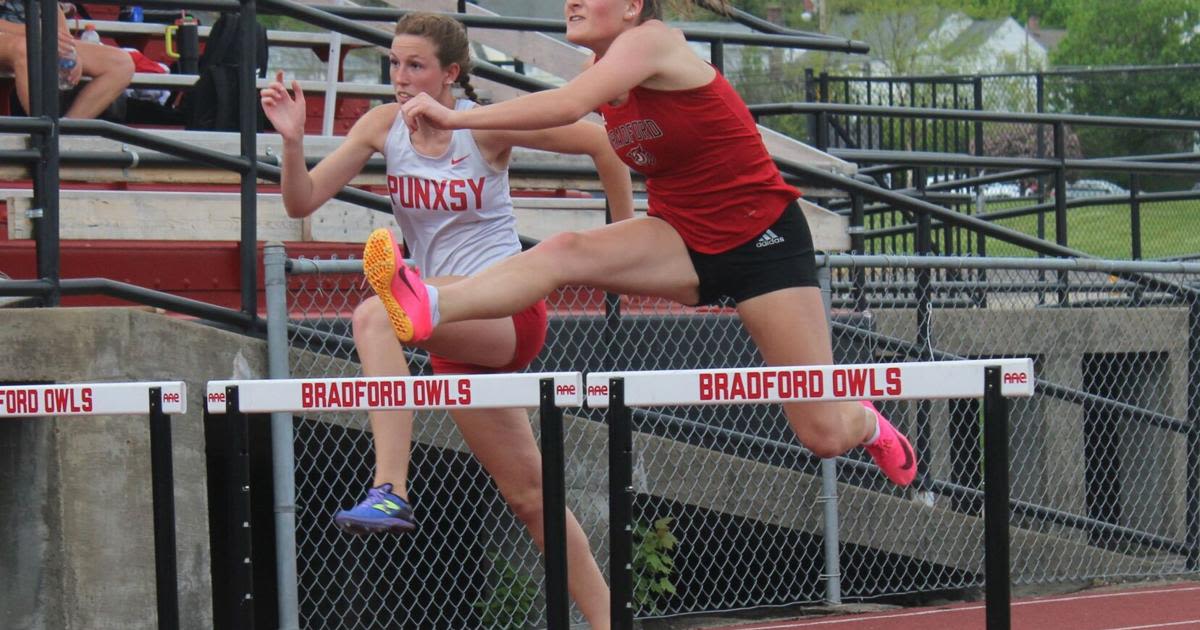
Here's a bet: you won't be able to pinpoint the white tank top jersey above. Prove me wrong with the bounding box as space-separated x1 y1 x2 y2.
384 99 521 278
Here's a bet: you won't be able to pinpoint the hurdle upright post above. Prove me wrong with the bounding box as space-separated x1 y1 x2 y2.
539 377 570 629
608 377 635 630
983 365 1011 630
204 385 256 630
147 387 180 630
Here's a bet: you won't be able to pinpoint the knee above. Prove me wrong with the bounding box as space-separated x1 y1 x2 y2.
107 49 135 84
791 408 855 459
2 41 27 69
351 297 393 343
84 46 134 84
804 435 847 460
505 485 545 527
534 231 587 262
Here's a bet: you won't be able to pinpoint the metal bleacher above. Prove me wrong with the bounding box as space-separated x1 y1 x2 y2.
0 0 856 252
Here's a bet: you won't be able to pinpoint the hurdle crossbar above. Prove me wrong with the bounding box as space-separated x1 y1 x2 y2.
205 372 584 413
0 381 187 417
599 360 1035 630
585 358 1035 408
0 380 187 630
205 372 584 629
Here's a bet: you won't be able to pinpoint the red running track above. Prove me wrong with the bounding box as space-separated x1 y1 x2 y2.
713 582 1200 630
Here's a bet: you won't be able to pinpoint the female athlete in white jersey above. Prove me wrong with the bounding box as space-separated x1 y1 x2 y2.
260 12 630 628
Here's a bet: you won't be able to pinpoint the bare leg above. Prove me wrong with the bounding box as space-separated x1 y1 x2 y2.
437 217 702 324
67 40 133 119
452 406 611 630
736 287 873 458
0 36 30 113
353 285 527 494
351 297 416 496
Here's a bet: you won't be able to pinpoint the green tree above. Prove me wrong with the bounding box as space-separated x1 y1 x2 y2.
798 0 997 75
1049 0 1200 165
1006 0 1074 27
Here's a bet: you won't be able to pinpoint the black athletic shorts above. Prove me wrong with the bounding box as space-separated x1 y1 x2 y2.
687 200 819 306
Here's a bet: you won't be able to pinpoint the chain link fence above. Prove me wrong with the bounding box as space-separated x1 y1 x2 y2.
274 251 1200 628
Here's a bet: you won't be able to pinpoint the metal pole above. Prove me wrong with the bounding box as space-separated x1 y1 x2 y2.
915 206 933 484
1129 174 1142 261
148 387 180 630
983 366 1011 630
320 0 344 136
973 77 987 308
1188 298 1200 571
804 68 817 142
1053 121 1069 306
849 192 867 313
608 377 634 630
30 0 60 305
539 378 569 629
603 204 621 372
1034 72 1047 306
817 265 841 605
264 243 300 630
239 0 259 322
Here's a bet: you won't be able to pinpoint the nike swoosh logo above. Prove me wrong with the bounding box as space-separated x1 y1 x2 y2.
450 155 469 165
396 264 419 298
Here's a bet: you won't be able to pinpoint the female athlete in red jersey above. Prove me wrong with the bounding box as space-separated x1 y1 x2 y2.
366 0 918 487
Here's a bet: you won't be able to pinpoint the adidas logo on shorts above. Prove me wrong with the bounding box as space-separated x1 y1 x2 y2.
756 229 785 248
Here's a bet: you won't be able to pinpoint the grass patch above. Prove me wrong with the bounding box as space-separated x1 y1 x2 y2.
864 198 1200 259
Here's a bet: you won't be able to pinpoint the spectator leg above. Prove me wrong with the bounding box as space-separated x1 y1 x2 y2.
67 40 133 119
0 35 30 114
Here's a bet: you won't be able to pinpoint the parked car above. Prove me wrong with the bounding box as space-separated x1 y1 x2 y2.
1066 179 1129 198
924 175 1023 199
979 182 1022 199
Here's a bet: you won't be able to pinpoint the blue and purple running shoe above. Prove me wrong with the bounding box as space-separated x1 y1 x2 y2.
333 483 417 535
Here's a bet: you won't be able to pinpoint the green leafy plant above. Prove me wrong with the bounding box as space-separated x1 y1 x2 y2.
633 517 679 614
473 552 538 630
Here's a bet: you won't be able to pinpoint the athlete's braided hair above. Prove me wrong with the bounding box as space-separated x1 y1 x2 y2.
394 12 480 103
639 0 731 22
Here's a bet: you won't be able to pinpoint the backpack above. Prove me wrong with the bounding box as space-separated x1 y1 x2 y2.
181 12 268 131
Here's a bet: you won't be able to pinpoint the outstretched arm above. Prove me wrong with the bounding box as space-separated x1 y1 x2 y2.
401 24 672 133
482 121 634 221
261 71 385 218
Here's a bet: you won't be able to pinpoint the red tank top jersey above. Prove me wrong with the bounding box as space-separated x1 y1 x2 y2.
597 70 800 254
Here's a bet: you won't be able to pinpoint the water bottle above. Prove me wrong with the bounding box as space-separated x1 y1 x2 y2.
58 47 77 91
80 24 101 44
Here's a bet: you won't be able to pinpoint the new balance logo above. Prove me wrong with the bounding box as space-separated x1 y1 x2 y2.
756 229 785 248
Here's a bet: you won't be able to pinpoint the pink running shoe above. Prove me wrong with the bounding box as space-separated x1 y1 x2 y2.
363 228 434 343
861 401 917 487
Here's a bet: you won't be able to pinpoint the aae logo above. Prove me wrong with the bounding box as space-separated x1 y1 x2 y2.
1003 372 1028 384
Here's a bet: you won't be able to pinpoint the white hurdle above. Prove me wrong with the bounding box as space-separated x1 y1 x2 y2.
206 372 583 413
591 359 1036 630
0 380 188 630
203 372 584 629
0 381 187 417
584 358 1035 408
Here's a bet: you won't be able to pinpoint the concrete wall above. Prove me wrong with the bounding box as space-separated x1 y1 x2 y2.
874 306 1191 543
0 307 269 630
